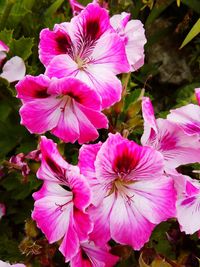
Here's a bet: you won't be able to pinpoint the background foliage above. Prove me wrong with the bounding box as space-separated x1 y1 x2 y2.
0 0 200 266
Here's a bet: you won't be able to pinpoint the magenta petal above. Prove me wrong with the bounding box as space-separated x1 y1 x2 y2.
0 40 9 52
0 56 26 83
16 74 51 103
37 136 74 183
70 241 119 267
39 24 73 66
0 203 6 219
195 88 200 105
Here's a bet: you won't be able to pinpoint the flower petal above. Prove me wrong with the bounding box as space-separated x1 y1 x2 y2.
19 96 61 134
167 104 200 135
110 193 155 250
32 182 73 243
0 56 26 83
16 74 51 103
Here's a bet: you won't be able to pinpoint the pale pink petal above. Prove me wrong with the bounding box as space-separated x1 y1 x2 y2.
0 203 6 219
124 19 146 71
16 75 50 103
89 194 114 246
174 174 200 235
110 193 155 250
195 88 200 105
90 32 130 74
19 97 61 134
142 117 200 172
59 212 80 261
142 97 158 134
131 176 176 224
0 56 26 82
110 13 146 71
32 182 73 243
51 101 80 143
167 104 200 135
83 64 123 109
45 54 78 78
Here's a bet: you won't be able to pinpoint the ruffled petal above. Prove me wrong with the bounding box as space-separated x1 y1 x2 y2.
32 182 73 243
167 104 200 135
0 56 26 82
16 74 51 103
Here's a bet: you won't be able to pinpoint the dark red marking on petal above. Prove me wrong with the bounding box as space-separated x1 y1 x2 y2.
34 88 50 98
45 156 67 182
85 19 100 40
67 92 80 102
112 144 139 176
55 31 73 55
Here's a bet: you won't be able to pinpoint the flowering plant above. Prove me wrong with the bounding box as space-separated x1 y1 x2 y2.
0 0 200 266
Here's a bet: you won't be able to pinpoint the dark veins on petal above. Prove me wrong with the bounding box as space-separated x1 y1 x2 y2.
45 156 67 183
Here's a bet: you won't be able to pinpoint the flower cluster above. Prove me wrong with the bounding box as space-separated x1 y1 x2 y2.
13 2 200 267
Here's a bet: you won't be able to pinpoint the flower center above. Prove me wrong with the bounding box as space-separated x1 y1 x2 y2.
76 56 87 70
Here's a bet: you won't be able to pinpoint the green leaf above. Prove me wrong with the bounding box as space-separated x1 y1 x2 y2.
44 0 64 17
9 36 34 60
0 29 13 46
180 18 200 49
181 0 200 14
145 0 174 26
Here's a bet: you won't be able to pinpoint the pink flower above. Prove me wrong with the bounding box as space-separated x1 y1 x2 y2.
110 12 146 71
78 133 176 250
195 88 200 105
0 40 25 83
16 75 108 144
0 260 25 267
70 241 119 267
173 173 200 235
40 3 130 108
32 136 93 262
0 203 6 219
167 104 200 135
141 97 200 172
